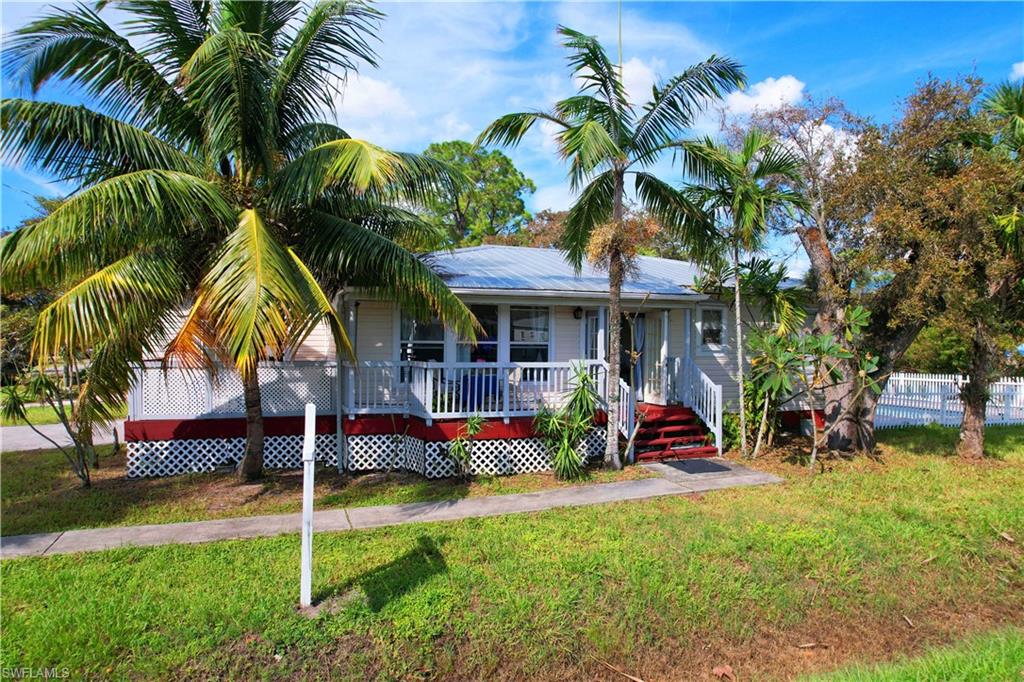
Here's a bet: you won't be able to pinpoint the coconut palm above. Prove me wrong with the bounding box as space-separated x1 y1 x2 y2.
477 26 743 469
682 129 805 457
1 0 475 480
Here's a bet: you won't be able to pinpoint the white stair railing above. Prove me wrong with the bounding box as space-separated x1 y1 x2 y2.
668 357 723 456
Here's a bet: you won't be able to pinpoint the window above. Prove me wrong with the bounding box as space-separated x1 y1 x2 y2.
509 306 549 362
457 305 498 362
700 308 725 349
399 313 444 362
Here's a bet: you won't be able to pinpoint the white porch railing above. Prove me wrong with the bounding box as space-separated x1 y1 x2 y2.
343 360 633 429
666 356 723 456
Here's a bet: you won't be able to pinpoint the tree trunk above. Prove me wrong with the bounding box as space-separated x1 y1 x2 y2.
733 246 748 458
957 323 991 460
238 368 265 481
604 169 625 470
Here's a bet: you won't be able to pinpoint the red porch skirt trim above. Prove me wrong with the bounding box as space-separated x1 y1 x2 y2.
127 410 609 443
779 409 826 430
125 415 337 442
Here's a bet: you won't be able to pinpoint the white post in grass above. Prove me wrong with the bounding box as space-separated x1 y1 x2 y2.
300 402 316 608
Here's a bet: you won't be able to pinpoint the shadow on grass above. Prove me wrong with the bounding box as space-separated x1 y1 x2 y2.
314 534 449 611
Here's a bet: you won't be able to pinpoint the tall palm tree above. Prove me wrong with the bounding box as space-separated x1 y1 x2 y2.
683 130 805 457
1 0 475 480
477 26 743 469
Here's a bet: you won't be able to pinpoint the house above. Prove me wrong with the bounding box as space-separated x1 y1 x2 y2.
125 245 802 479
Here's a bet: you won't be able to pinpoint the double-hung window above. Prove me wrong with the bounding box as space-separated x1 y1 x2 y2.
509 306 549 362
399 313 444 362
699 307 726 352
457 305 499 362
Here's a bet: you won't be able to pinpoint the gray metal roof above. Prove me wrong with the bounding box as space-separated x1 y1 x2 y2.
427 245 706 300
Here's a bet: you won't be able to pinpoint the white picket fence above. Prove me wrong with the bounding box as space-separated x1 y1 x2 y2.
875 373 1024 428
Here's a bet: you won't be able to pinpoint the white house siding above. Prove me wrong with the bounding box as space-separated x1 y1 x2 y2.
293 322 336 360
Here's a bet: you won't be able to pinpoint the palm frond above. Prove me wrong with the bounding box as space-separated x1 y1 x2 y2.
215 0 301 49
116 0 212 73
561 119 621 191
279 122 350 160
273 0 380 139
32 250 185 363
475 111 569 149
631 55 745 160
199 208 346 375
4 3 202 147
1 99 204 184
556 26 630 129
982 81 1024 153
301 210 478 341
2 170 232 286
272 139 462 208
635 171 719 265
180 27 276 177
561 170 615 271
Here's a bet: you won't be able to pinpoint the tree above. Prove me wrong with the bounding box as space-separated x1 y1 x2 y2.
422 140 536 245
744 82 1013 454
683 130 805 457
478 26 743 469
948 82 1024 458
1 0 475 481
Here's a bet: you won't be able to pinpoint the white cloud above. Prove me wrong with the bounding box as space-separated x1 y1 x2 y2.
725 75 806 116
1011 61 1024 81
337 74 415 122
622 57 666 105
532 183 576 212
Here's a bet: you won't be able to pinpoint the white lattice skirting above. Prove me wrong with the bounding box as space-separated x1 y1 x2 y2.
126 434 338 478
346 427 606 479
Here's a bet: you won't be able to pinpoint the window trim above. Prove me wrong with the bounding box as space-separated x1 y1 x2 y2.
696 304 728 356
394 307 446 364
508 305 553 364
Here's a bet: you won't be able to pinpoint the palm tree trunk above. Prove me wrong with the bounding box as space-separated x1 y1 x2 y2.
604 169 625 470
733 246 748 458
238 368 265 481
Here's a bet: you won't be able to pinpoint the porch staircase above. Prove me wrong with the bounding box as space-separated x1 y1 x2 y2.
632 403 718 462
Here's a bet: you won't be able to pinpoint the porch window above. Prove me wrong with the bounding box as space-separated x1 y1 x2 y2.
399 313 444 362
509 306 549 362
457 305 499 362
700 308 725 349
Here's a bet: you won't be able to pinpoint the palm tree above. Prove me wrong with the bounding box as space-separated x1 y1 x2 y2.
477 26 743 469
683 130 805 457
1 1 475 480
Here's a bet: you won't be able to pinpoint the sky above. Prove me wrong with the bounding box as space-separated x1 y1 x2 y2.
2 1 1022 275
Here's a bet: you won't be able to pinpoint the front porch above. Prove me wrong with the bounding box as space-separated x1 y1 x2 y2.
125 355 723 479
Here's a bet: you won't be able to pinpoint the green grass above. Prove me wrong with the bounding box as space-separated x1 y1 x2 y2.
0 445 651 536
0 403 127 426
2 425 1022 679
809 627 1024 681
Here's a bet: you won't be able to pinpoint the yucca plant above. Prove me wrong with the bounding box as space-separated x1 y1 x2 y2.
479 26 743 470
1 1 476 480
533 363 599 481
446 414 484 480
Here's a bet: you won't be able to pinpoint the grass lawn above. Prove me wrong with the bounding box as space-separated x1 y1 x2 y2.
0 445 653 536
0 402 127 426
2 425 1022 679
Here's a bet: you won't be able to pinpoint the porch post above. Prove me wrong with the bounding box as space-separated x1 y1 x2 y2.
661 309 669 403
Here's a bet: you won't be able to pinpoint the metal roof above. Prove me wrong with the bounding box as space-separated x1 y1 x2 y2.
427 245 707 300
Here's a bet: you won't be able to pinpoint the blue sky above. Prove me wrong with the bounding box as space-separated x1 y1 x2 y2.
2 1 1022 274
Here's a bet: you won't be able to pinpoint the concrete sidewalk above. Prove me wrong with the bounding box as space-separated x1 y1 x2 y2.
1 458 781 559
0 421 123 452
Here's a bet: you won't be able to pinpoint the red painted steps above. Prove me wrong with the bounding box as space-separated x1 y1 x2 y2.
632 403 717 462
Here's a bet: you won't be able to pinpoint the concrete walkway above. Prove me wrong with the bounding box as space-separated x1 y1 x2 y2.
0 421 123 452
0 458 781 559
